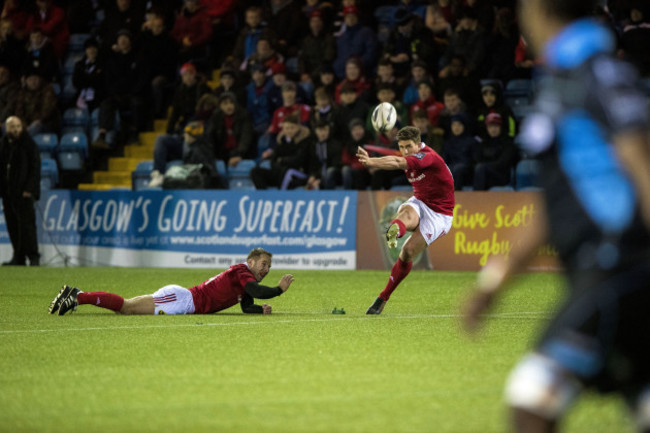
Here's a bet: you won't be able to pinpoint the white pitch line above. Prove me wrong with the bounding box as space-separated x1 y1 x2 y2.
0 312 549 335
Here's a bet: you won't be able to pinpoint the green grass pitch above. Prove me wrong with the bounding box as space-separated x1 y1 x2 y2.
0 267 634 432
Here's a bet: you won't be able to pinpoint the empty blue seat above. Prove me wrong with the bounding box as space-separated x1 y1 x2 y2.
68 33 91 52
228 159 256 179
41 158 59 190
505 79 534 98
33 133 58 158
515 159 541 190
215 159 227 178
63 107 89 128
132 160 154 190
58 132 89 171
63 53 83 75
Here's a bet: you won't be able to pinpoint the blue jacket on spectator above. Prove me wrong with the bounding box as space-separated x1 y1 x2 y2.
333 23 378 79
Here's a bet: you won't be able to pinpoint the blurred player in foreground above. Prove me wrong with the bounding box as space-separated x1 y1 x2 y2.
357 126 455 314
462 0 650 431
49 248 293 316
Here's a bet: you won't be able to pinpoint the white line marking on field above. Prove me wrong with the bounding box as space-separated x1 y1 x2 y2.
0 312 549 335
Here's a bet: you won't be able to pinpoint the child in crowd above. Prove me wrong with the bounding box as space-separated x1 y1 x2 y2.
442 113 477 190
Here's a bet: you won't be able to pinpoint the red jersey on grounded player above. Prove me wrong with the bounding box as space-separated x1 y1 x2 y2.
189 263 257 314
403 143 455 216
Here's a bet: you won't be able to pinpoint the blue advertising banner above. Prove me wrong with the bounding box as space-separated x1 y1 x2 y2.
0 190 357 269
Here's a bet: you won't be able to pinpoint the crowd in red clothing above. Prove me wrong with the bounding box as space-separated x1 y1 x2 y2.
0 0 648 191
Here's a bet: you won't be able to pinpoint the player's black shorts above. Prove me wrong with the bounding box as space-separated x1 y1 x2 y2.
537 261 650 396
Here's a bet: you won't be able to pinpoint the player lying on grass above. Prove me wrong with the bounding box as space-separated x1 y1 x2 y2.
48 248 293 316
357 126 455 314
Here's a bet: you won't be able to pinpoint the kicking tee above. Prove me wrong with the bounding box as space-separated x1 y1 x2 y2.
189 263 257 314
404 143 455 216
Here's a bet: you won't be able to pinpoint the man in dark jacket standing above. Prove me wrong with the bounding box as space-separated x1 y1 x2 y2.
0 116 40 266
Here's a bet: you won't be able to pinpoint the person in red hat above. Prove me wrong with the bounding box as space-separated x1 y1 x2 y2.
299 8 335 85
333 4 378 79
472 111 518 190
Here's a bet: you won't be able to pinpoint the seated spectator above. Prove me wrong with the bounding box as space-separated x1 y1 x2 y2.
0 63 19 123
373 59 401 100
166 62 211 135
25 0 68 60
513 35 540 80
99 0 143 53
424 2 453 57
170 0 213 65
439 7 487 82
206 92 255 167
72 37 104 112
437 87 473 138
621 5 650 77
23 26 60 85
305 119 343 190
333 82 369 142
240 36 284 78
148 62 210 185
1 0 29 41
213 69 246 108
442 113 477 189
251 113 311 189
0 19 26 77
409 79 444 128
384 8 436 82
92 29 148 149
299 9 335 86
151 121 222 188
341 118 372 190
472 112 518 190
334 57 372 104
13 65 60 135
232 6 277 66
484 7 518 82
476 81 516 139
438 54 481 110
309 86 338 133
315 63 336 101
333 5 378 79
263 0 306 58
263 80 311 158
246 63 272 138
411 109 441 153
402 60 431 106
140 13 178 120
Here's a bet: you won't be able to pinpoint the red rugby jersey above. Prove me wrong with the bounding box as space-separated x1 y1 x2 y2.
189 264 257 314
404 143 455 216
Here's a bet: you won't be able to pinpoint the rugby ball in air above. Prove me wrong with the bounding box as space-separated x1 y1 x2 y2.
371 102 397 133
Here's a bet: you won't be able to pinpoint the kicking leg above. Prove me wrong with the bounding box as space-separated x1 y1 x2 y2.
367 222 428 315
385 204 419 249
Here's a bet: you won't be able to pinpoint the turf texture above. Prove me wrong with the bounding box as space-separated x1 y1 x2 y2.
0 267 634 432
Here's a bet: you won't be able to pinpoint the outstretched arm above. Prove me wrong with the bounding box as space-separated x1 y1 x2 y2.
356 146 407 170
240 275 294 314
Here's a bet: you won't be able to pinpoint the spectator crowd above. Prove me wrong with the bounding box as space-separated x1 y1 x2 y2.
1 0 649 191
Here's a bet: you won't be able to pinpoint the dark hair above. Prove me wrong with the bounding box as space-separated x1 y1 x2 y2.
314 119 331 129
396 126 421 144
542 0 598 21
247 248 272 261
283 113 300 125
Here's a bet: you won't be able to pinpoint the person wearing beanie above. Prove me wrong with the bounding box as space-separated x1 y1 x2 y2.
472 111 518 190
442 112 478 189
476 80 516 138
